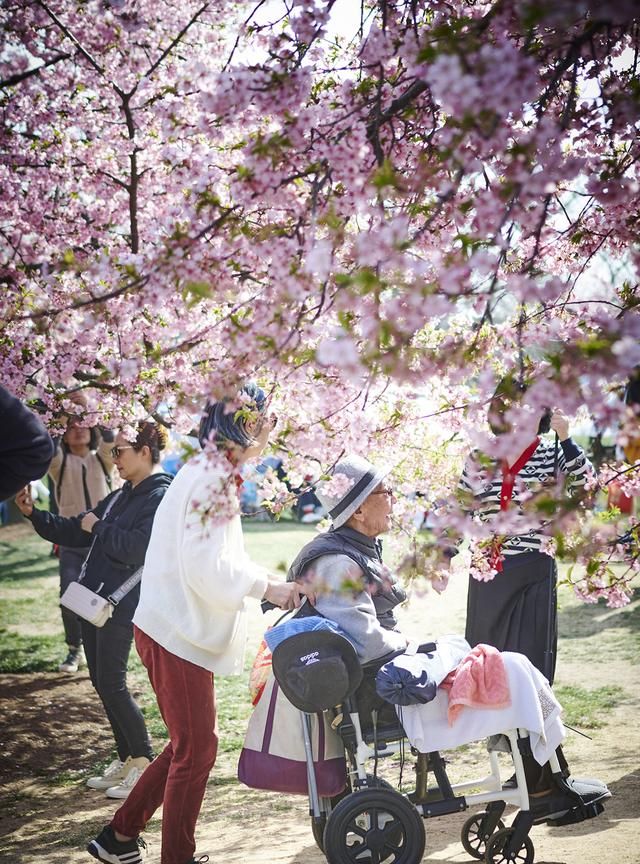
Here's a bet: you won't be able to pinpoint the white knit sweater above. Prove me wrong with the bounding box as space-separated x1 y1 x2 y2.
133 453 269 674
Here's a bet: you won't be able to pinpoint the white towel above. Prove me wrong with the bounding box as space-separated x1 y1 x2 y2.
399 651 565 765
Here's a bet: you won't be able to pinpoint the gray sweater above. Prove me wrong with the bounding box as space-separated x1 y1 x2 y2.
309 553 407 663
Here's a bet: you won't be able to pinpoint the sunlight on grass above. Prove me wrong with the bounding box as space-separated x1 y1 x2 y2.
554 684 625 729
1 522 637 767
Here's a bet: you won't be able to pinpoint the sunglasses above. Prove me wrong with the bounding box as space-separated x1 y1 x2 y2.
110 445 135 459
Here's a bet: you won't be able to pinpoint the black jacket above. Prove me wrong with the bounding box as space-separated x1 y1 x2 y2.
29 472 172 621
0 385 55 502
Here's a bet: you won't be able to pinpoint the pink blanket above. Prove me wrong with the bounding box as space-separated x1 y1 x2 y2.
440 644 511 725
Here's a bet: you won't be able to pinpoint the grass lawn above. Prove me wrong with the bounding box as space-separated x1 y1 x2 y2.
0 520 317 762
1 520 637 761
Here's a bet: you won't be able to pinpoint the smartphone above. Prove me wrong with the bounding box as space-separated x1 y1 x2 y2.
537 408 552 435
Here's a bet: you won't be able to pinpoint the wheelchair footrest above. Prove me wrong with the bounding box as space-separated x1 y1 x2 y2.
418 796 467 818
545 800 605 827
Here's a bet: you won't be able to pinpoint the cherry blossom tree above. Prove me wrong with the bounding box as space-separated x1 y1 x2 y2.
1 0 639 603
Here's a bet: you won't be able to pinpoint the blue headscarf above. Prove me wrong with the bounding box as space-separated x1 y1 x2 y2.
198 382 266 449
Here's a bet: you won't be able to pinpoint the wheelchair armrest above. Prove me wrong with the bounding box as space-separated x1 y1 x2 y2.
360 641 438 674
417 641 437 654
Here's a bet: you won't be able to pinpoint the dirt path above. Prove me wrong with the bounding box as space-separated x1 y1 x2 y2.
1 564 639 864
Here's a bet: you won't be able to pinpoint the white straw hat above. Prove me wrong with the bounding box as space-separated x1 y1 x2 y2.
316 454 390 528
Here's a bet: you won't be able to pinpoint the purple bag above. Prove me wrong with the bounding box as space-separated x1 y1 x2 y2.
237 674 347 796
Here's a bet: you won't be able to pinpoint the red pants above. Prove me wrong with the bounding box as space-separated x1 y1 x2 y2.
111 627 218 864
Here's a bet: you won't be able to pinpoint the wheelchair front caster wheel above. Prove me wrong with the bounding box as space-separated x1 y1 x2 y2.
485 827 534 864
460 811 506 860
323 788 425 864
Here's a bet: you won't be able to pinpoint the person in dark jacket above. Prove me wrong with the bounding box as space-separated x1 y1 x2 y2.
15 421 172 799
0 384 55 502
287 454 408 662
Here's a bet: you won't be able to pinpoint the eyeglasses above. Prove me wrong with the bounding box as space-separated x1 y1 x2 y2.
110 445 134 459
371 487 394 498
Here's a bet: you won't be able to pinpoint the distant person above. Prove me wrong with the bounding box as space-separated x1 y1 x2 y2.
16 422 171 800
0 384 54 502
608 368 640 516
48 418 119 673
87 384 314 864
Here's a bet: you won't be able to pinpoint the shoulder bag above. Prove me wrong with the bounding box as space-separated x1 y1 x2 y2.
60 492 143 627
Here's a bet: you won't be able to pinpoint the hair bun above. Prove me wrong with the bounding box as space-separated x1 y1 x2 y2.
156 426 170 451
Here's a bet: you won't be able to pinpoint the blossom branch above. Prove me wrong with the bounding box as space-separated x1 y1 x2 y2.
144 3 211 80
0 52 72 88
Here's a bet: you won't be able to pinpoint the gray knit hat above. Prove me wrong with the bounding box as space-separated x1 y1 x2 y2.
315 454 390 529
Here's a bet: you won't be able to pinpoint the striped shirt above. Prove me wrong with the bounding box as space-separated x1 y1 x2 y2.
458 437 594 557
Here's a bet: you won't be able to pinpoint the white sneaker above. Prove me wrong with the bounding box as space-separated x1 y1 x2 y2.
105 759 150 799
58 646 85 673
87 757 131 790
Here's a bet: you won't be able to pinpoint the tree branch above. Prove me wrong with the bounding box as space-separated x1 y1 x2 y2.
36 1 105 76
145 3 210 80
113 87 140 252
0 52 72 89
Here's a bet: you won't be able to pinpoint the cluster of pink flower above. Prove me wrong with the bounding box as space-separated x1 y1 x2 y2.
321 471 355 502
0 0 638 604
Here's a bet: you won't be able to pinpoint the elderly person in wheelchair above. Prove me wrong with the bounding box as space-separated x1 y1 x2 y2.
272 454 610 864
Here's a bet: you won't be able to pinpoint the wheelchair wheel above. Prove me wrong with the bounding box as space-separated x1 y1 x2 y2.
460 811 506 859
485 827 534 864
323 788 425 864
311 794 345 852
311 775 394 852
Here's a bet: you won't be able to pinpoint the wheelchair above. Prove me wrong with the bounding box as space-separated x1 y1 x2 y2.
273 640 608 864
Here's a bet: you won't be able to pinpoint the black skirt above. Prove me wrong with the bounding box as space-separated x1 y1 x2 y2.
465 551 558 684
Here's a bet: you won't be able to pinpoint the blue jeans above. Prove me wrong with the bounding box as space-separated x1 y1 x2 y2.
81 618 153 762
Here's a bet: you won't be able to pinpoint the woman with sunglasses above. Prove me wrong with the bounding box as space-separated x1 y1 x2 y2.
87 383 313 864
16 421 172 799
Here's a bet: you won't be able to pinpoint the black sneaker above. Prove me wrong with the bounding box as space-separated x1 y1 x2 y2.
87 825 146 864
531 779 611 825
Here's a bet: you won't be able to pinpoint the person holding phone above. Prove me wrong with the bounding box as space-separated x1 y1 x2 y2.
16 421 172 798
457 379 594 686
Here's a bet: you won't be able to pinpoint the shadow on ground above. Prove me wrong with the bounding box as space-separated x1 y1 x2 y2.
558 587 640 641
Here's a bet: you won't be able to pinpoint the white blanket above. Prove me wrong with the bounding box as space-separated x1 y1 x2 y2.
398 651 565 766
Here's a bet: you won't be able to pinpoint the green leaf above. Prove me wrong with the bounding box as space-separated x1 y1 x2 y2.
182 281 212 307
371 159 399 191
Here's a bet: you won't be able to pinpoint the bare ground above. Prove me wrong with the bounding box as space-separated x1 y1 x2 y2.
1 562 639 864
